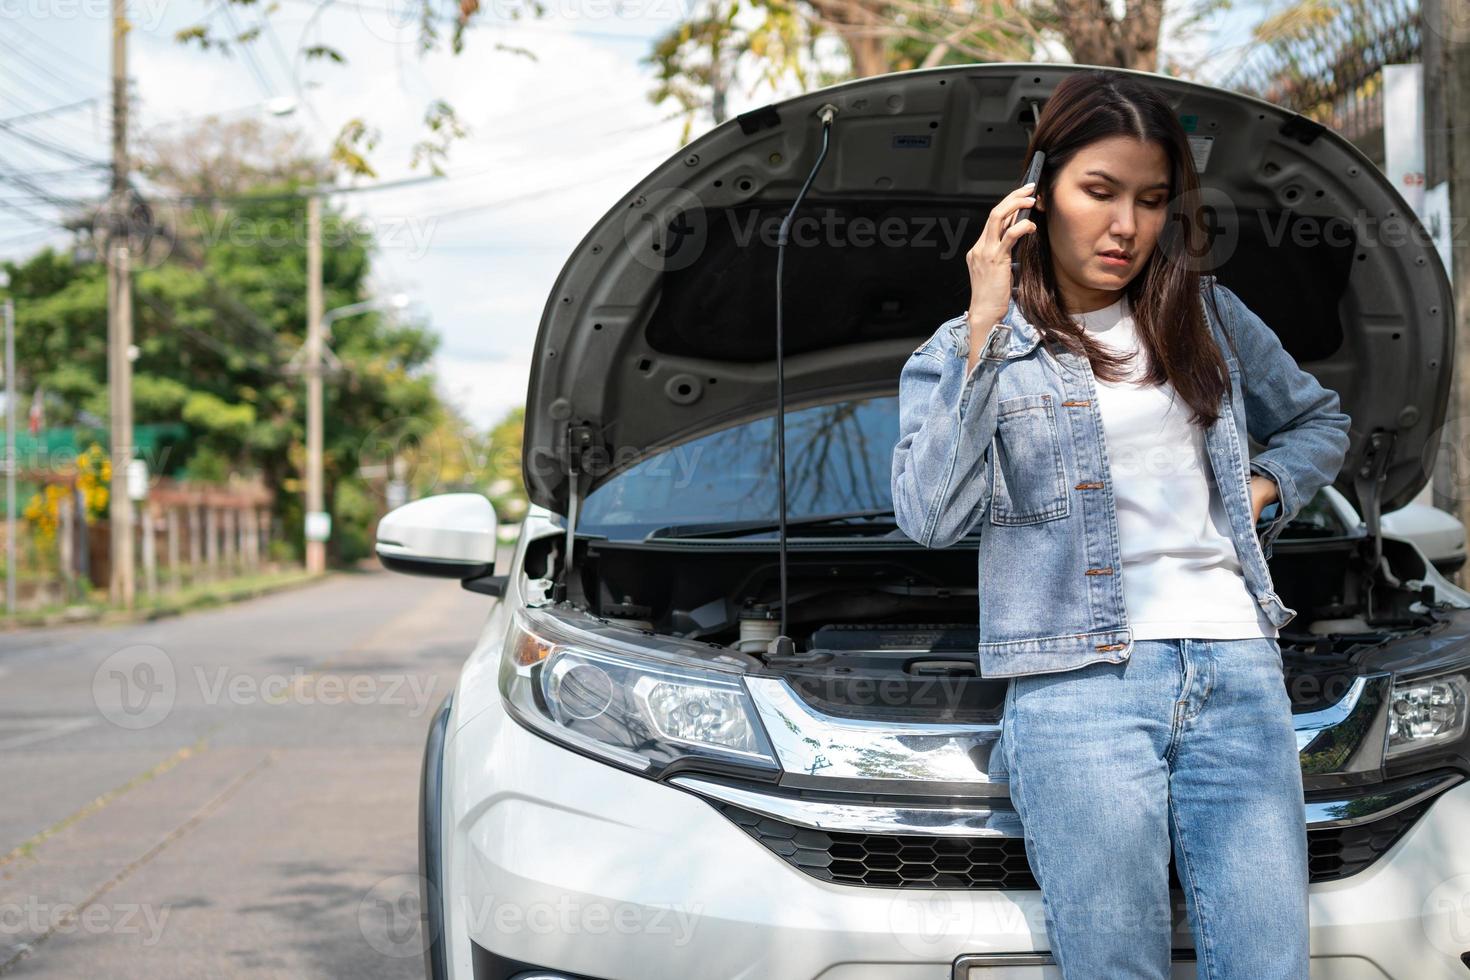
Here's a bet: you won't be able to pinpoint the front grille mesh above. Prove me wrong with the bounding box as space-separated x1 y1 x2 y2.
710 800 1046 888
711 793 1432 889
1307 794 1435 879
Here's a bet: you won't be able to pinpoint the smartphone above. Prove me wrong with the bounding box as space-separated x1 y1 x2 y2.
1011 150 1046 296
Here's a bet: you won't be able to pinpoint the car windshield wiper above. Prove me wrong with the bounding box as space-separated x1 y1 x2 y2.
644 508 898 540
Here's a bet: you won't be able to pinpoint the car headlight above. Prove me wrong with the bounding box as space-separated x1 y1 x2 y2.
1386 670 1469 758
498 607 779 778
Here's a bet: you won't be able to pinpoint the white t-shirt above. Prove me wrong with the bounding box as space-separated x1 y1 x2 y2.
1072 293 1277 640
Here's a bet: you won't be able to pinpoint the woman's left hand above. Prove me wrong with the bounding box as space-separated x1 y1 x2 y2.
1249 474 1280 524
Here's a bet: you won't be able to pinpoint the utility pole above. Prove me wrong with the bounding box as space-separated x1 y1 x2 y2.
4 295 14 617
1423 0 1470 566
108 0 134 609
304 193 327 574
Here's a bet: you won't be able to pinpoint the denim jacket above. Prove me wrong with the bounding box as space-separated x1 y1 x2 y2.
890 275 1352 679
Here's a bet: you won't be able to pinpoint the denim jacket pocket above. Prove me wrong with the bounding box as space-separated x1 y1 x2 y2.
990 393 1070 526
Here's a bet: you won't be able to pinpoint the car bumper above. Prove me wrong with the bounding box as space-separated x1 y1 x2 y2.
436 699 1470 980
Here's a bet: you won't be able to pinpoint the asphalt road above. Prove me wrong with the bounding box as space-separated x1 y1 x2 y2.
0 565 495 978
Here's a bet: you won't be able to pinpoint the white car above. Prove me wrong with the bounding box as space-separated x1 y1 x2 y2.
379 64 1470 980
1380 498 1467 576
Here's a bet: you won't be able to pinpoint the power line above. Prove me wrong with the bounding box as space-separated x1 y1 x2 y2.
0 163 109 180
328 108 687 203
0 226 67 249
0 197 59 226
259 15 301 92
3 19 110 85
416 145 673 222
362 88 669 163
0 122 106 167
290 0 334 134
134 99 298 134
220 0 279 101
0 68 106 147
0 159 99 209
0 98 104 127
269 0 658 42
133 171 446 206
0 33 102 107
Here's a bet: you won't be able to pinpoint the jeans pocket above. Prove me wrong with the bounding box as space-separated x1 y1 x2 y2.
990 393 1070 526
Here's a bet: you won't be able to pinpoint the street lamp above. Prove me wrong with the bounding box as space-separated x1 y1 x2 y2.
300 291 412 572
321 292 410 332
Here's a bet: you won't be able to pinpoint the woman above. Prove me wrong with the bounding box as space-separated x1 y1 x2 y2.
891 70 1352 978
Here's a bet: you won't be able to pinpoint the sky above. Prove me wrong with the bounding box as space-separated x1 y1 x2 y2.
0 0 1252 431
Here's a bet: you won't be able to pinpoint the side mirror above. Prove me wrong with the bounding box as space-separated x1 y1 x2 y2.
376 493 498 579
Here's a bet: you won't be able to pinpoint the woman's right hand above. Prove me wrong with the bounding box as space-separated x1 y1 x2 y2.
965 180 1038 330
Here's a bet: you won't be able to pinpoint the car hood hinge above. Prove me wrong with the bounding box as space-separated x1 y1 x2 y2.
1353 428 1396 570
560 421 602 572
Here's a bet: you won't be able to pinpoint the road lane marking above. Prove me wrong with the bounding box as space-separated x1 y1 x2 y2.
0 717 98 751
0 747 279 975
0 731 215 870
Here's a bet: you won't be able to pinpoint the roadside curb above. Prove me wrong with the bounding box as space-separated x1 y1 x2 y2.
0 571 338 632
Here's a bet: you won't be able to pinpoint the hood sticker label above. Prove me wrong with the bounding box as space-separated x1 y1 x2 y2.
1190 135 1215 173
892 134 933 149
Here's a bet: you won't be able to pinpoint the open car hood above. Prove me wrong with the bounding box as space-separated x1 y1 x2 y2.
524 63 1452 524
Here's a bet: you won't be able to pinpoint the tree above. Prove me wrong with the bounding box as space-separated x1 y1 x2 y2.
171 0 1224 178
2 117 446 566
639 0 1232 136
174 0 480 177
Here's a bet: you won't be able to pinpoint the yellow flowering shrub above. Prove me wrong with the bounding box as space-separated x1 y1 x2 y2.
23 444 112 546
76 443 110 520
23 484 65 544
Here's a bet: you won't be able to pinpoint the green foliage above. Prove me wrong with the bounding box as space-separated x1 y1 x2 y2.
1 139 445 568
182 391 257 440
410 101 469 177
133 375 192 417
332 478 377 564
183 445 232 483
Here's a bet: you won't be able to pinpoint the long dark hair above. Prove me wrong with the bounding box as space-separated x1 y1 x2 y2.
1014 69 1232 428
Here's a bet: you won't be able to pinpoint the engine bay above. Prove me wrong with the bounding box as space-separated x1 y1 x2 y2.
523 526 1457 718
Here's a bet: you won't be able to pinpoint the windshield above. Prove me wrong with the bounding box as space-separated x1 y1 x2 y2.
578 395 899 541
575 392 1339 543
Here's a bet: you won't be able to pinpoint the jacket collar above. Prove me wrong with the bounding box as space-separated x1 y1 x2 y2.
1000 274 1225 360
998 296 1045 358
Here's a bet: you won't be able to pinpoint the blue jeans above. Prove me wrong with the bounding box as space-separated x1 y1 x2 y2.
993 636 1310 979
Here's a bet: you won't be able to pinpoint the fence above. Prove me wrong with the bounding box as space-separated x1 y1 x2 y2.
1220 0 1420 152
4 474 282 613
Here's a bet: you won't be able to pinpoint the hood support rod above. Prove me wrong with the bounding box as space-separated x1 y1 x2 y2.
1354 428 1396 578
767 102 839 660
561 422 598 576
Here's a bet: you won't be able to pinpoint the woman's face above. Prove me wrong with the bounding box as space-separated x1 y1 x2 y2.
1036 135 1171 313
